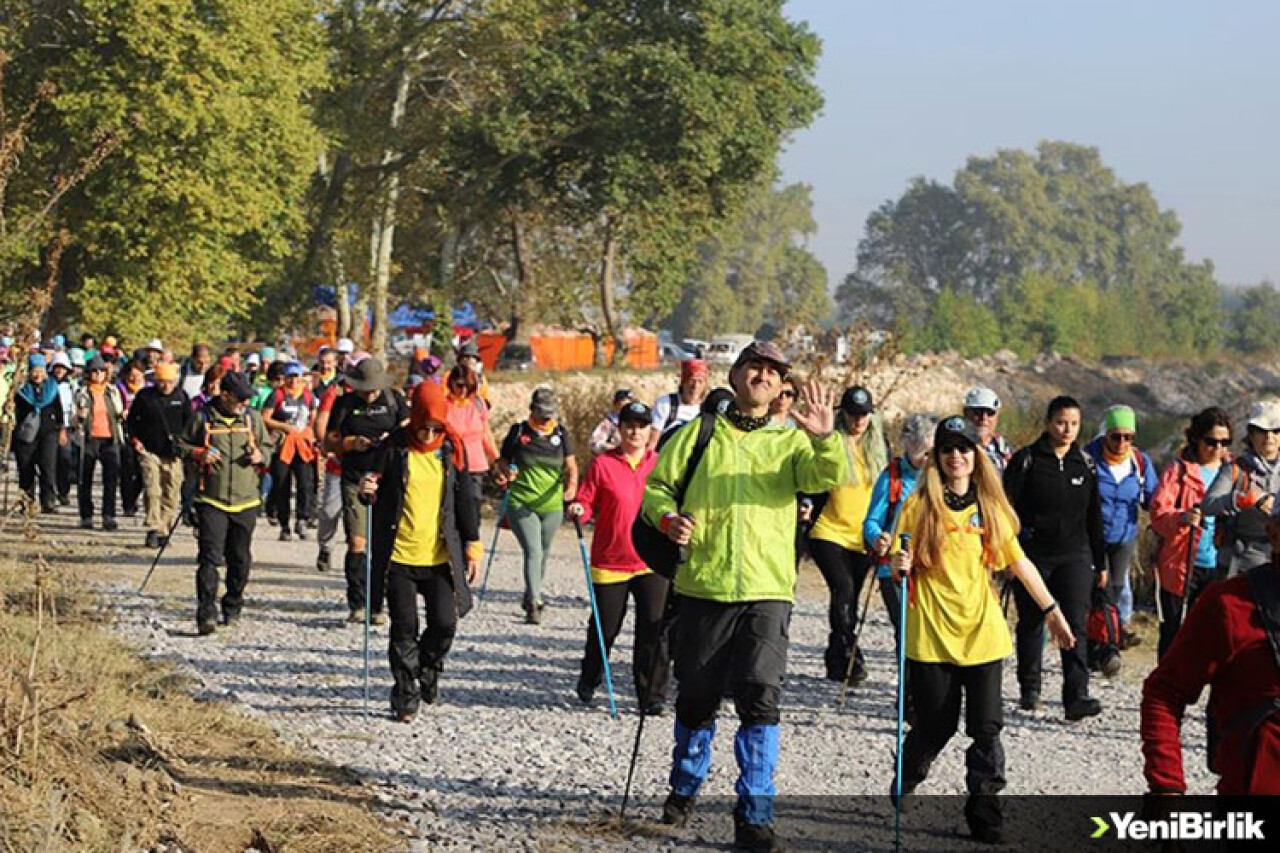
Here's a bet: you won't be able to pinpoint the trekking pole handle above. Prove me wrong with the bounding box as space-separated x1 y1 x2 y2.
572 515 585 539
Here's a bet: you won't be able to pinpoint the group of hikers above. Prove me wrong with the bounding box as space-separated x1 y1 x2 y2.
2 329 1277 851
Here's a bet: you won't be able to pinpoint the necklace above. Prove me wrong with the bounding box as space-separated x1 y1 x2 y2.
944 484 977 511
725 403 771 433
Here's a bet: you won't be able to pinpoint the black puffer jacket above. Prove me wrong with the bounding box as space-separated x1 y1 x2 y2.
369 434 480 618
1004 433 1106 571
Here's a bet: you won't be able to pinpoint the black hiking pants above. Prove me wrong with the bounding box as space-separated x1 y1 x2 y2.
899 659 1005 835
807 538 873 677
15 429 58 511
1014 552 1092 707
78 437 119 522
387 561 457 715
578 571 671 705
119 441 142 515
195 502 256 626
270 453 315 528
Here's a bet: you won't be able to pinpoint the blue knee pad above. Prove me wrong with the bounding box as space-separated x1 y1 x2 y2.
669 719 716 797
734 723 780 826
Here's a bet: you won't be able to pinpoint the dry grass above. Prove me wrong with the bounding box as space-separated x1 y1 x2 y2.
0 510 400 853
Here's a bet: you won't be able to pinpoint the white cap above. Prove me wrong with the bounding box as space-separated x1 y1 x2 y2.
146 338 163 351
245 352 262 366
68 347 86 367
51 351 72 370
336 338 355 354
1247 399 1280 431
964 387 1002 411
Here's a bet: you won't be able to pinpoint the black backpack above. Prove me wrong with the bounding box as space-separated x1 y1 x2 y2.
631 412 716 579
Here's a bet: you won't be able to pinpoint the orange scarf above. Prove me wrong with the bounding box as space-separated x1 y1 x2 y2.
410 382 465 468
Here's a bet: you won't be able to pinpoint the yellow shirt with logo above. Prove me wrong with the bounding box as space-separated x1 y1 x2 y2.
891 496 1022 666
392 450 451 567
810 436 874 551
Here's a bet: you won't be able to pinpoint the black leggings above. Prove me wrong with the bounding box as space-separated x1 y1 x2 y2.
387 561 458 715
808 538 873 671
270 453 315 528
578 572 671 704
78 437 119 521
14 429 58 510
1013 552 1092 706
1157 565 1217 660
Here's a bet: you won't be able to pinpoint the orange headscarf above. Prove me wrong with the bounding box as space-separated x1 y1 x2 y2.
410 381 465 468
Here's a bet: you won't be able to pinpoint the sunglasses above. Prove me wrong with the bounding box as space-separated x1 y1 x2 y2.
1200 437 1230 449
1106 432 1135 444
778 390 796 399
938 443 975 456
418 425 445 437
1250 426 1280 436
967 409 997 418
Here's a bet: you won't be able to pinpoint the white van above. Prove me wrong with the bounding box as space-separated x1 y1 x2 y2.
706 334 755 365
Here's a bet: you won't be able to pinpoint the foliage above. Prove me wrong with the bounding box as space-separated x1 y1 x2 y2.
1 0 326 342
837 141 1225 359
1229 281 1280 354
669 181 829 339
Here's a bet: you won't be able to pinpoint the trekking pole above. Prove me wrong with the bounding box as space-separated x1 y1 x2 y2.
1180 517 1201 627
621 586 676 819
363 497 373 720
836 574 877 710
136 508 186 594
894 532 911 853
477 466 516 606
572 516 618 720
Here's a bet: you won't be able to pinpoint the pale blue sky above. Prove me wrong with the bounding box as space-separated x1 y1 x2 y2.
779 0 1280 289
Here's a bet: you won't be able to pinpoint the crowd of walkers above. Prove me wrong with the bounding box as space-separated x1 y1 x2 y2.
2 327 1277 851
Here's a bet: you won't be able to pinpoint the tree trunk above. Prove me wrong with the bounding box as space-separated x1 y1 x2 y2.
368 59 412 357
330 240 352 339
508 214 536 343
598 216 621 367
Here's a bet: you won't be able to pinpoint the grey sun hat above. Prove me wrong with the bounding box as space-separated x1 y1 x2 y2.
346 357 392 392
901 414 938 454
531 386 559 418
963 387 1002 412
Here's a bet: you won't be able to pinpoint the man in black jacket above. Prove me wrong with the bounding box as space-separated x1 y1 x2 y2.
127 362 191 547
1003 395 1108 721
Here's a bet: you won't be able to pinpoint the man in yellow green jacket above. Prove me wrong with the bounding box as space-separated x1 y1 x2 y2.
643 341 847 852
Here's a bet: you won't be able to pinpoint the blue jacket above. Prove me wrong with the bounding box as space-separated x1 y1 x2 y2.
1083 437 1156 545
863 456 924 577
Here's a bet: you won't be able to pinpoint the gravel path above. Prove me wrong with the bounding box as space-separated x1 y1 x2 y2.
99 512 1215 851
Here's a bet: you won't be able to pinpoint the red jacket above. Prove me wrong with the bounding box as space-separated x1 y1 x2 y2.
1141 569 1280 794
1149 458 1212 597
574 447 657 573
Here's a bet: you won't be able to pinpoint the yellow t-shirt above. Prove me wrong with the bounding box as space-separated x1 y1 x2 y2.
891 496 1022 666
391 450 451 567
810 437 874 551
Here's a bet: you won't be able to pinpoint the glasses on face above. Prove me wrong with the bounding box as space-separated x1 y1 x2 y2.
1251 426 1280 436
1201 437 1230 449
778 390 796 399
938 444 975 456
419 425 444 438
1107 432 1135 444
967 409 997 419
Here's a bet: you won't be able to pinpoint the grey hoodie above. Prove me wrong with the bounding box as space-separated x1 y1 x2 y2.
1202 448 1280 576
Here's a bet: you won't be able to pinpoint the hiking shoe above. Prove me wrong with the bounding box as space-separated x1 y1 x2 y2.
58 494 70 506
265 514 278 527
970 824 1003 845
79 518 93 530
103 518 119 531
733 814 786 852
661 792 696 827
197 621 217 636
156 535 169 547
295 520 308 540
422 671 440 705
525 604 543 625
370 612 387 627
1065 697 1102 721
306 517 318 529
316 549 331 572
347 609 363 623
643 699 665 717
1120 628 1141 650
575 679 595 705
394 710 416 724
278 528 292 542
1018 690 1040 712
145 531 160 548
222 611 241 628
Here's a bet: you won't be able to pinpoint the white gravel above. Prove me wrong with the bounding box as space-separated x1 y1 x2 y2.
102 515 1215 851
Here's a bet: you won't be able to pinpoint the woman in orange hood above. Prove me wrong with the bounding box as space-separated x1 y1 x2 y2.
361 381 482 721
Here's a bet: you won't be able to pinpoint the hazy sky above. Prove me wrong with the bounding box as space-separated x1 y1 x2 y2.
779 1 1280 289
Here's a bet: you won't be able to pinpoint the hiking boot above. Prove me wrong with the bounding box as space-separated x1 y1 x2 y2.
79 518 93 530
1120 627 1141 650
661 792 696 826
103 518 119 532
733 814 786 852
575 678 595 705
266 514 278 527
279 528 292 542
643 699 665 717
58 494 70 506
1101 653 1122 678
295 520 308 540
222 611 241 628
370 612 387 627
316 549 331 572
306 517 318 529
145 531 160 548
1018 690 1040 712
394 710 416 724
156 535 169 548
1065 697 1102 721
197 620 217 636
347 609 363 623
525 603 543 625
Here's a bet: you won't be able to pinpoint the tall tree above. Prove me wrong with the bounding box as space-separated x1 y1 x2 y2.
2 0 326 343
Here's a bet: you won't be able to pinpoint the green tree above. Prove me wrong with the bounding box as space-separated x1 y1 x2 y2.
1 0 326 343
1230 281 1280 354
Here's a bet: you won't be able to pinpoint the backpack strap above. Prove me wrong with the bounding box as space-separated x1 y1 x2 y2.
887 457 903 515
1245 564 1280 670
672 412 716 509
662 392 681 433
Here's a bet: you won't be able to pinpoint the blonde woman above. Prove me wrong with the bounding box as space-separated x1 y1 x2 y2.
891 416 1073 844
807 386 889 682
